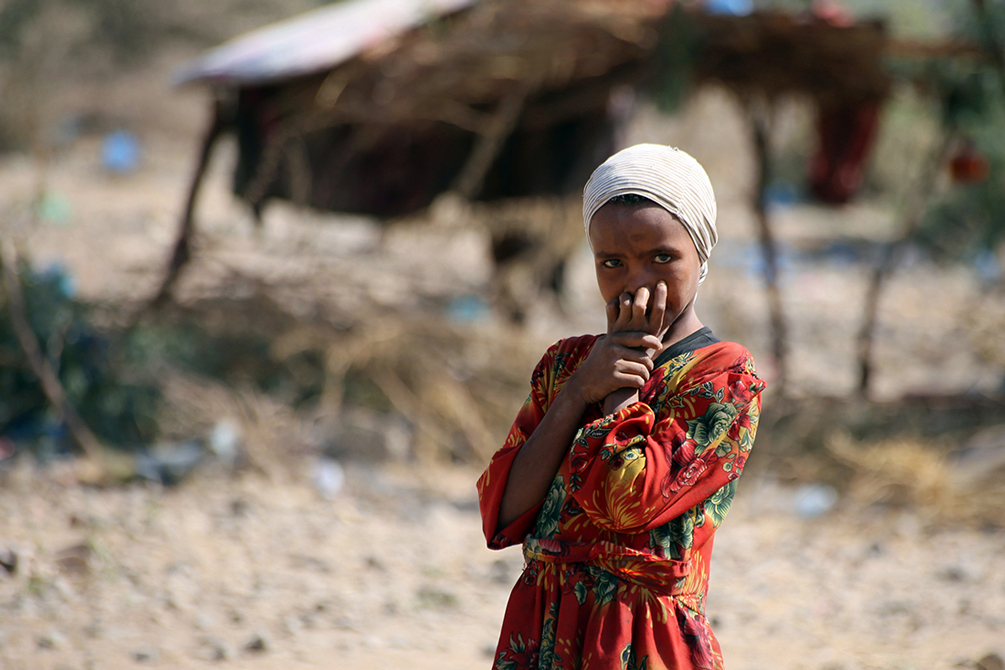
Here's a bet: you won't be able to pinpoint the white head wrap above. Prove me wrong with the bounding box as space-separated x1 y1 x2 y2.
582 144 718 284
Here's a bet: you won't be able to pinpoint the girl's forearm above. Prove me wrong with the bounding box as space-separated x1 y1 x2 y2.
497 385 589 529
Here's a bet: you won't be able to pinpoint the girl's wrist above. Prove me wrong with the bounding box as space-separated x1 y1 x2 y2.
602 388 638 416
556 376 593 414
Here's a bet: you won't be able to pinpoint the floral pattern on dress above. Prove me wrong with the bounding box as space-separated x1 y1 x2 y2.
478 334 765 670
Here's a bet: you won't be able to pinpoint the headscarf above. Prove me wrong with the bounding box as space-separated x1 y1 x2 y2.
582 144 718 284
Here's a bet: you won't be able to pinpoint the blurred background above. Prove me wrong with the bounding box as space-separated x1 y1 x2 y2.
1 0 1004 668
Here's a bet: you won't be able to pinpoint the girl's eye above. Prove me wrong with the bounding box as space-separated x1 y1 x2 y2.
654 253 673 264
601 259 621 269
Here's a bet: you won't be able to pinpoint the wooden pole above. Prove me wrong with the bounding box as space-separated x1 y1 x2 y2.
452 80 533 200
750 107 789 396
856 133 952 396
150 101 226 308
971 0 1005 97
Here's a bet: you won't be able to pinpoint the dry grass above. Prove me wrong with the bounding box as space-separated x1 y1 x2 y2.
148 305 540 470
316 314 537 464
827 432 1005 528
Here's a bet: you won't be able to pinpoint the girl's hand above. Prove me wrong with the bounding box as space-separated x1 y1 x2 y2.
606 282 670 355
565 331 662 406
575 283 669 415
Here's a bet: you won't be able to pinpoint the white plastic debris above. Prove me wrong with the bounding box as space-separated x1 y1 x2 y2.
311 458 345 499
792 483 838 518
209 419 241 464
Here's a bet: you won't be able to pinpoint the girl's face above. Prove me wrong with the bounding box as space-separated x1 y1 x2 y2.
588 202 701 330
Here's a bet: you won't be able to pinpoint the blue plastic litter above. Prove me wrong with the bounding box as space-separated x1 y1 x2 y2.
705 0 753 16
973 248 1001 283
36 262 77 299
447 294 489 323
101 131 141 173
764 181 801 210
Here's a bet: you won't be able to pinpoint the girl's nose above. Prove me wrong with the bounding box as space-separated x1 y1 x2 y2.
625 269 653 294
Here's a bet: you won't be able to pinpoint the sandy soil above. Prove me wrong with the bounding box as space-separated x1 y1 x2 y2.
1 459 1003 670
2 63 1004 670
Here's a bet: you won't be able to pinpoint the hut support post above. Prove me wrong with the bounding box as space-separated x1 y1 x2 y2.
971 0 1005 97
151 101 226 308
749 107 789 396
453 82 532 200
856 133 952 396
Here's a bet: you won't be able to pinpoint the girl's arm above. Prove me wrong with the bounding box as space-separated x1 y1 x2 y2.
488 285 668 533
496 331 661 529
495 382 587 529
567 343 765 534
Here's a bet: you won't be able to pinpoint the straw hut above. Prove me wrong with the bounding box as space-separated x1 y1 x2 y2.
156 0 892 304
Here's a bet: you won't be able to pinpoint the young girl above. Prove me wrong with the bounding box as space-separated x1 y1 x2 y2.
477 144 765 670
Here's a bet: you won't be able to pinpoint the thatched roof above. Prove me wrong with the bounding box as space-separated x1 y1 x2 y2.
175 0 481 86
693 11 890 104
154 0 902 303
179 0 892 113
173 0 893 218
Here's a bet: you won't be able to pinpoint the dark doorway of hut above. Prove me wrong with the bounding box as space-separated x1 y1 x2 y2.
139 0 652 327
143 89 600 327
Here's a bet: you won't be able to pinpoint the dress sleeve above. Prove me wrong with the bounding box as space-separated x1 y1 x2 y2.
476 343 559 549
566 343 765 534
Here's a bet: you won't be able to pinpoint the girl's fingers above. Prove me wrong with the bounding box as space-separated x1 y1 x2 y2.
605 297 621 330
614 369 649 389
642 334 662 352
632 286 650 322
620 292 634 318
609 286 670 337
608 331 662 352
611 292 634 331
619 360 652 379
650 281 668 334
623 346 655 370
608 344 654 378
575 334 660 400
611 351 653 374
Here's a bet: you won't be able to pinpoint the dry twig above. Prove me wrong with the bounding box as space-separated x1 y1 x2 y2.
0 240 106 471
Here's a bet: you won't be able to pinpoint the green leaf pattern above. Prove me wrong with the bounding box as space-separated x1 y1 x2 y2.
534 476 566 539
573 580 588 605
621 446 643 463
539 600 560 669
704 480 737 528
649 508 696 559
588 565 619 606
621 643 649 670
686 402 738 456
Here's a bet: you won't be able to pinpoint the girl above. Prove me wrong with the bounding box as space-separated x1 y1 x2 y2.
477 144 765 670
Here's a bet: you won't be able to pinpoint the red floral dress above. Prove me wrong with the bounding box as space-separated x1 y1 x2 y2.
477 333 765 670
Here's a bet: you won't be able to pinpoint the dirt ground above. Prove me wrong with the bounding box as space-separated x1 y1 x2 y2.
2 457 1004 670
2 46 1005 670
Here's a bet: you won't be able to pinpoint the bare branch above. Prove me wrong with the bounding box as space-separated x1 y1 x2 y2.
0 240 105 468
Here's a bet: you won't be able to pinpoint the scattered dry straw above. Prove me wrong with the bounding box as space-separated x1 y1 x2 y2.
827 432 1005 527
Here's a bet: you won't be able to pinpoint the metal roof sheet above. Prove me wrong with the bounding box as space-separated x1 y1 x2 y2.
175 0 481 86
